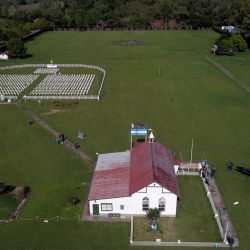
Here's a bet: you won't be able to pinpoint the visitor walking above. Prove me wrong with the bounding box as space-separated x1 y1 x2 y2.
227 236 235 249
201 159 207 169
211 168 216 178
227 162 233 172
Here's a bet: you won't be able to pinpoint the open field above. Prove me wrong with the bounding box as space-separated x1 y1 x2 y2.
0 193 18 220
210 50 250 87
0 30 249 249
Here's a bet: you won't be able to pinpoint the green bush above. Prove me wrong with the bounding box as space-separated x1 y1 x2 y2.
215 34 247 55
7 38 27 58
231 35 248 51
216 37 234 55
146 208 161 220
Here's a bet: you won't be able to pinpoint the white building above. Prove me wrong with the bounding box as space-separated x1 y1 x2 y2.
221 26 240 34
88 141 180 217
0 54 8 60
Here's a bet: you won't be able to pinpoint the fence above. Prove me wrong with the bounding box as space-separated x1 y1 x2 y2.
23 95 99 101
17 215 81 222
0 64 106 101
130 167 229 247
201 177 224 240
3 96 18 101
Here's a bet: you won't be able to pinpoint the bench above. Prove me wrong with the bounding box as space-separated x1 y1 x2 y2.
108 213 121 218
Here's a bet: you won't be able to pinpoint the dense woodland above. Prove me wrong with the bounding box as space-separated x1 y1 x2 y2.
0 0 250 53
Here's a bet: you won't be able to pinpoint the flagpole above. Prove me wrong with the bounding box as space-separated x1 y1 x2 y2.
189 138 194 170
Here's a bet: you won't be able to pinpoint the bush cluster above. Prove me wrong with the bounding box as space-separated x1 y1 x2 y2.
215 34 247 55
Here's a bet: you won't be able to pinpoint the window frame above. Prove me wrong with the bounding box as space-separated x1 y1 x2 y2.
101 203 113 211
142 197 149 211
158 197 166 212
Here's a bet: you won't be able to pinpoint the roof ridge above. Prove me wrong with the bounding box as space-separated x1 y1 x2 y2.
150 142 156 181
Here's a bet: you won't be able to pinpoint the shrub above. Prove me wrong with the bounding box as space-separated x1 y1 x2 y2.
146 208 161 220
215 35 234 55
231 35 248 51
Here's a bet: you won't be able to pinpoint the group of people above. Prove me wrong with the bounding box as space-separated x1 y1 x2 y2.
199 159 235 185
199 159 216 185
55 132 66 144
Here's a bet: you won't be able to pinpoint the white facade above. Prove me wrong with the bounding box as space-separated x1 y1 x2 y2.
89 182 177 217
0 54 8 60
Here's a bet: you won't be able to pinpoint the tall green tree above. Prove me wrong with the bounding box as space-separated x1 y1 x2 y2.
7 38 27 58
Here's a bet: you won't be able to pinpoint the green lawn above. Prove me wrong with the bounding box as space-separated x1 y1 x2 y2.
0 193 19 220
0 30 249 249
210 49 250 86
0 105 91 219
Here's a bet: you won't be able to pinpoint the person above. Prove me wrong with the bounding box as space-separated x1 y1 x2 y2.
202 169 206 179
74 141 80 150
61 133 65 141
207 168 211 177
227 162 233 172
205 176 209 185
211 168 216 178
28 119 33 125
227 236 235 249
201 159 207 169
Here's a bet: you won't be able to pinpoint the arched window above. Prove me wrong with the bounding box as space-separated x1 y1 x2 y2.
159 197 165 211
142 197 149 211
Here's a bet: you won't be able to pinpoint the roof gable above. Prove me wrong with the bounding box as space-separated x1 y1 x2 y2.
129 142 180 197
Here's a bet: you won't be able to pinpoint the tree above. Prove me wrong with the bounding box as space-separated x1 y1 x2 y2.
7 38 27 58
215 35 234 55
33 17 50 30
231 35 248 51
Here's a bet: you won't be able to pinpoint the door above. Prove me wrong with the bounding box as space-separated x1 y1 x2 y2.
93 204 99 215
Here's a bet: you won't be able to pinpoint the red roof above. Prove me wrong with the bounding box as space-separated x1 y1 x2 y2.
88 166 129 200
129 142 180 197
88 142 180 201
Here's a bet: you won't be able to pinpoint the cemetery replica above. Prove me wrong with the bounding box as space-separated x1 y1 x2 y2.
0 61 106 101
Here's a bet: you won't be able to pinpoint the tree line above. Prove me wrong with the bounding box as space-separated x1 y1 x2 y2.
0 0 249 56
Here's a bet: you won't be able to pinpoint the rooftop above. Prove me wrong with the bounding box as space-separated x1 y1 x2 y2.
88 142 180 200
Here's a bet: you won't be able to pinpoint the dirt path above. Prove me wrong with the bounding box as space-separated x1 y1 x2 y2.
40 109 71 116
203 55 250 93
17 100 95 167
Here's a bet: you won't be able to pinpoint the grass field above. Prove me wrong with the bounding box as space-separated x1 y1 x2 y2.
0 193 19 220
210 50 250 86
0 30 249 249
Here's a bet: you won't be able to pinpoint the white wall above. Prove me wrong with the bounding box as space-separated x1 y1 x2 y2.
89 182 177 216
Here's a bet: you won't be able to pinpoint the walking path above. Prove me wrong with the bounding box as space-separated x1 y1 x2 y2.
17 100 95 167
207 176 239 246
203 55 250 92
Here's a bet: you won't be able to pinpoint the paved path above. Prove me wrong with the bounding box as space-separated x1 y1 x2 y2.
203 55 250 92
17 100 96 167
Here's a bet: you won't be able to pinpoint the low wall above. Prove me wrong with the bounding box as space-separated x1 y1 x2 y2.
23 95 99 101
